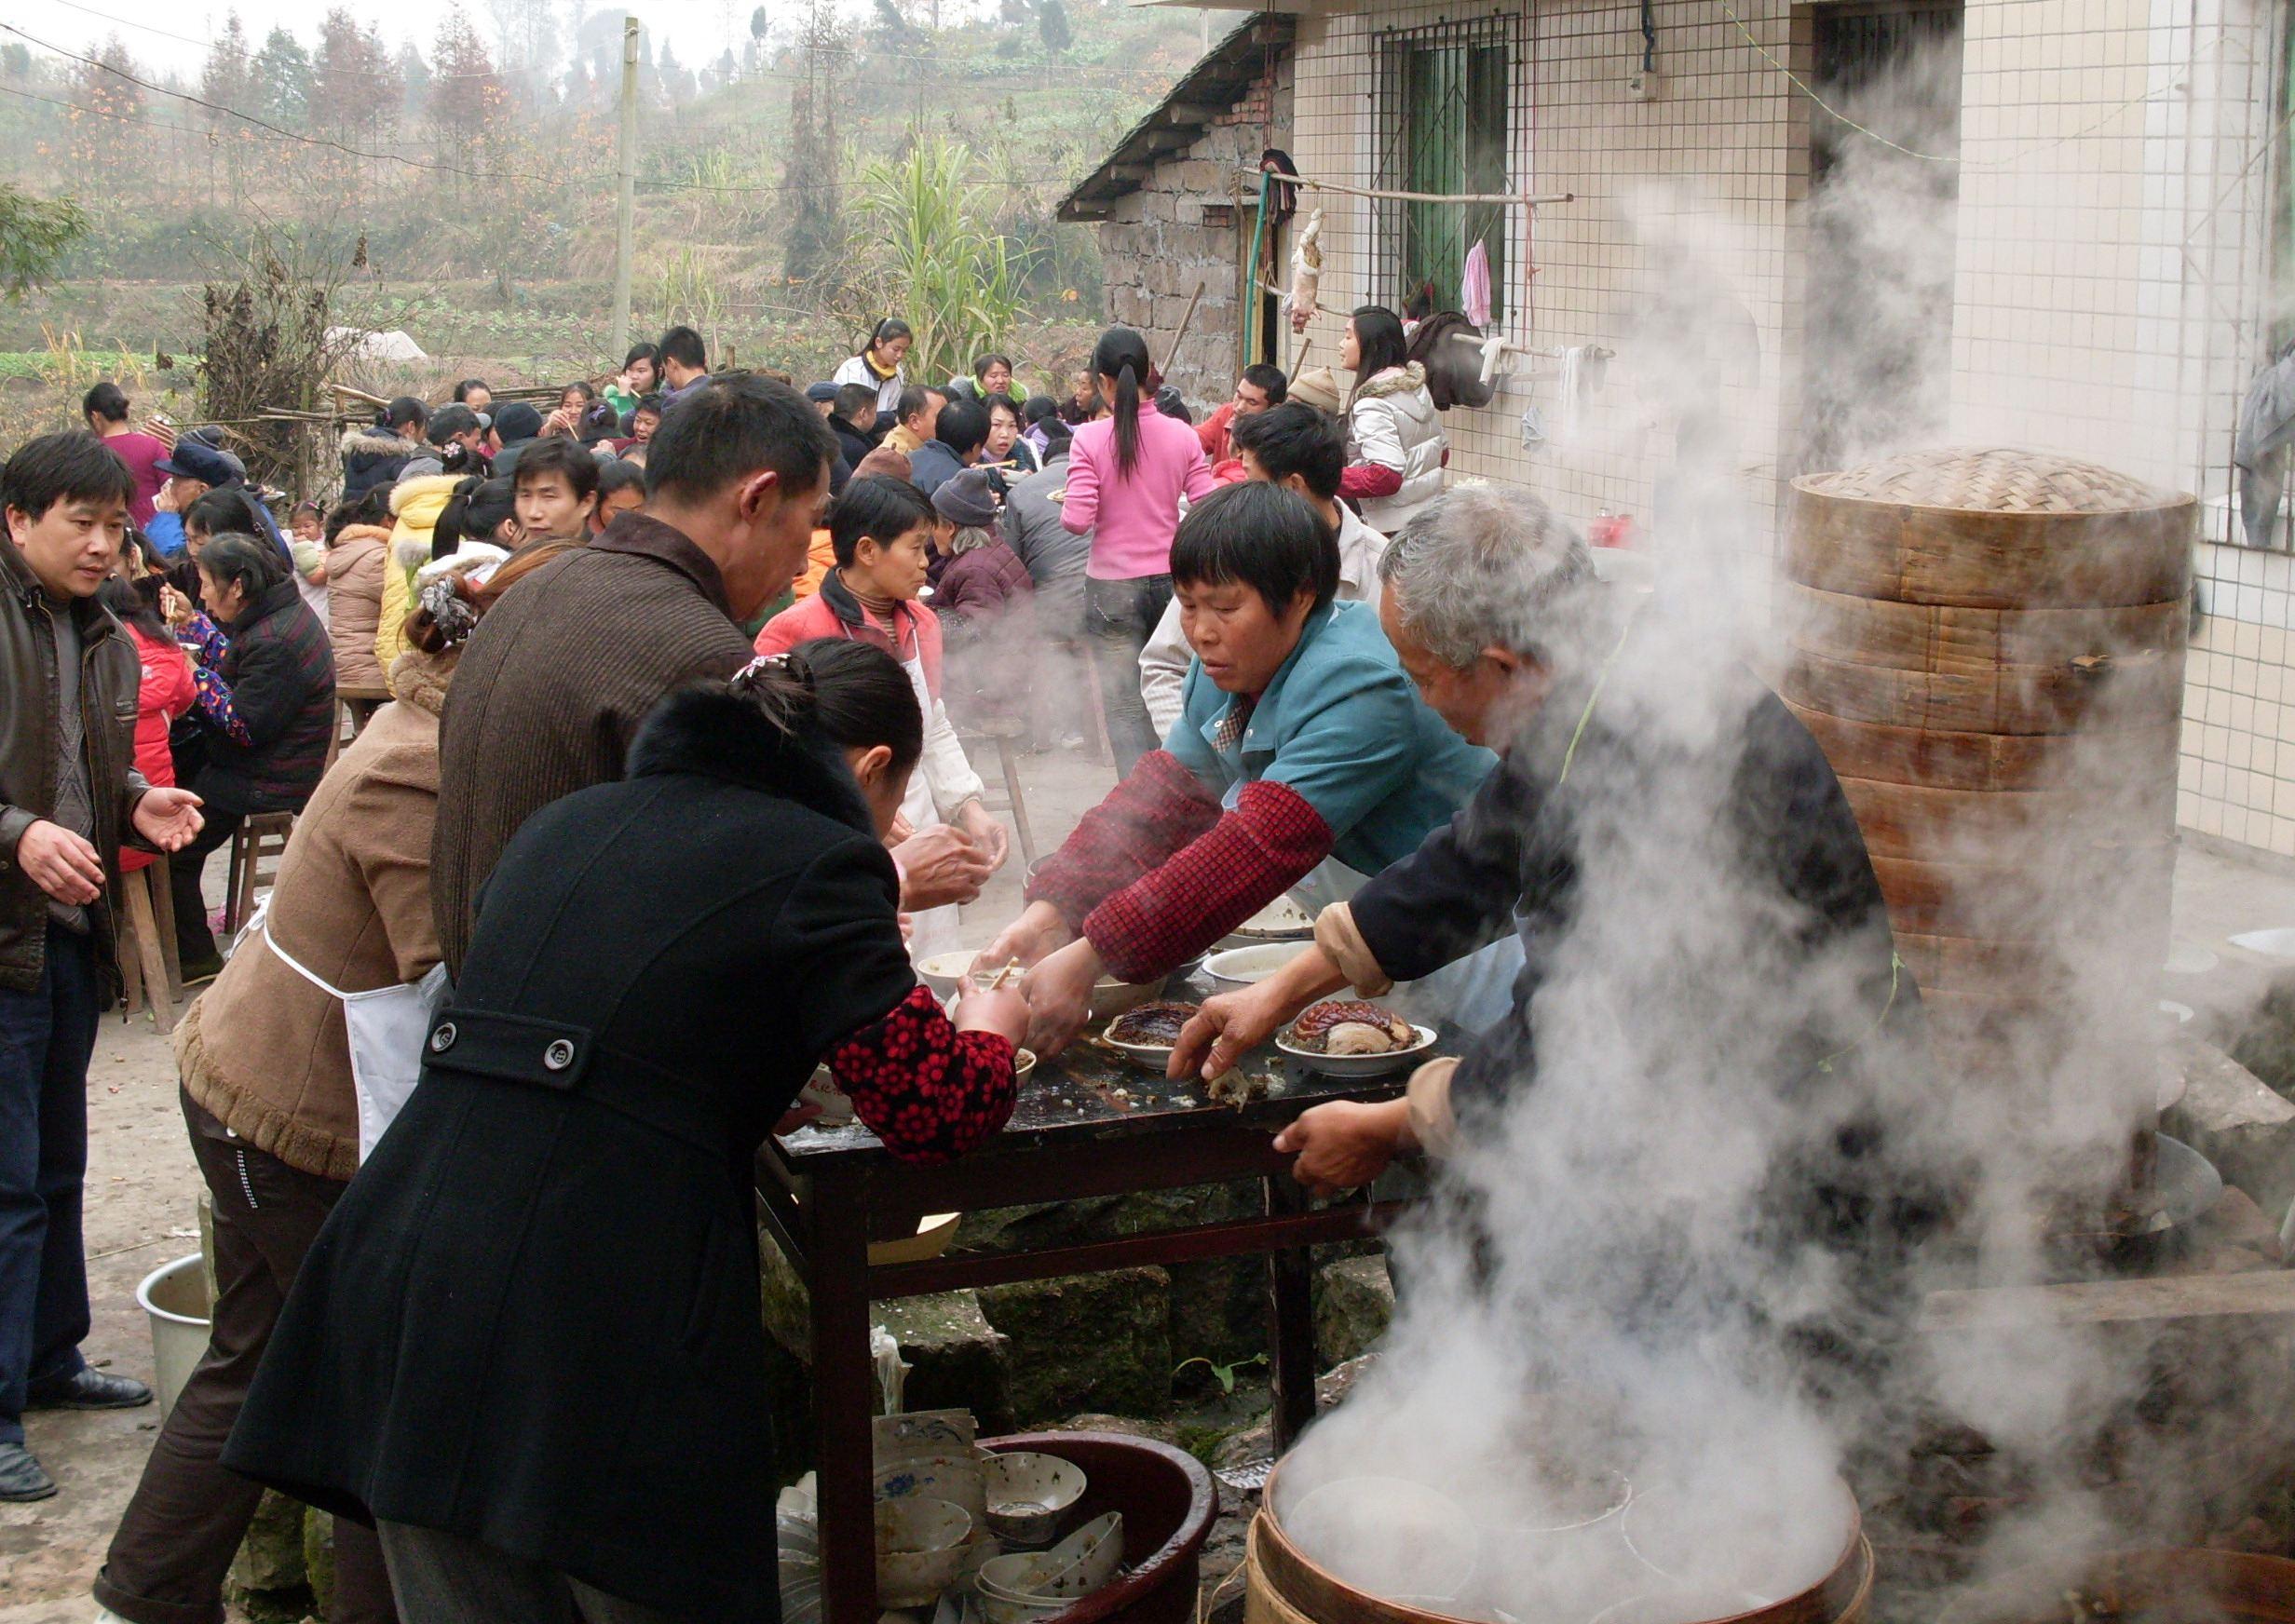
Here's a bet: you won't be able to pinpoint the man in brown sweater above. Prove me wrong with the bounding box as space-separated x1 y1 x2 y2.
432 377 837 974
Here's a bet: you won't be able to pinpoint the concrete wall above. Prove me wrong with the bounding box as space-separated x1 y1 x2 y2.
1094 51 1297 412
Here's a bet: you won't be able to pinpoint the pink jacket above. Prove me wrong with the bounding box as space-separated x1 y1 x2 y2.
1061 403 1214 581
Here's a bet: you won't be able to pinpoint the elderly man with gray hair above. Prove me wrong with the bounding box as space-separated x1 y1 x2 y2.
1172 481 1915 1203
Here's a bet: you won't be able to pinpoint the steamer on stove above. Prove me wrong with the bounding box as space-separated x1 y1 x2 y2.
1780 446 2195 1215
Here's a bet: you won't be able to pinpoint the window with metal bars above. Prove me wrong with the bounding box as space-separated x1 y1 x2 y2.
1375 16 1514 322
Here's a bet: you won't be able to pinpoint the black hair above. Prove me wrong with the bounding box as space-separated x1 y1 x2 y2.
560 381 597 410
439 438 490 477
1022 394 1060 426
984 392 1022 426
323 485 392 542
83 382 131 424
512 436 602 502
1169 481 1338 616
934 397 990 458
658 325 707 372
598 459 646 501
1092 327 1153 478
859 317 913 359
0 431 137 521
578 400 621 444
1241 363 1289 404
1228 401 1346 503
971 352 1013 381
634 393 664 418
453 377 491 402
646 375 836 508
383 396 428 430
895 385 935 425
1350 305 1410 389
834 383 880 420
828 475 935 569
183 486 268 544
623 341 659 371
734 636 924 783
434 475 519 560
99 573 169 640
1154 386 1193 425
196 531 291 603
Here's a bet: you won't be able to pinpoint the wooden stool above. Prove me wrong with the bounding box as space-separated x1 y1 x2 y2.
958 717 1037 871
224 812 296 940
338 685 389 739
115 861 179 1034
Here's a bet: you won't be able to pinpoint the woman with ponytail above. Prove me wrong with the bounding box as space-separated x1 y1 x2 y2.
90 540 572 1624
226 639 1025 1624
1060 325 1215 771
832 316 916 423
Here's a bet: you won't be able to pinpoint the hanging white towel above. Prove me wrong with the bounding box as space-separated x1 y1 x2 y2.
1462 238 1492 327
1557 345 1589 443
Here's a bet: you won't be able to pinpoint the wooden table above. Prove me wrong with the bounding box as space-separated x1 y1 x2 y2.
755 973 1431 1624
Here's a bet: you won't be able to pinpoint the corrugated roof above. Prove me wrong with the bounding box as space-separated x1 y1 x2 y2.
1056 12 1297 222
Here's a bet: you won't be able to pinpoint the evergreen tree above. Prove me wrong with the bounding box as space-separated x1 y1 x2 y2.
251 28 315 130
429 8 502 133
1038 0 1071 54
198 13 253 124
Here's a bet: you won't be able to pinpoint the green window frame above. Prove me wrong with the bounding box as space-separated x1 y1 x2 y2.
1377 18 1513 321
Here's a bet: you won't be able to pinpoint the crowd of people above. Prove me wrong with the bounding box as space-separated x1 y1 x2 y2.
0 304 1922 1623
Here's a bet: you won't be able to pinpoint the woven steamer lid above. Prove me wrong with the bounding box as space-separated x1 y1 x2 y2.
1796 447 2180 515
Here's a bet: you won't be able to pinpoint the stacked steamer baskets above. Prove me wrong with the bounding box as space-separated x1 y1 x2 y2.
1780 447 2194 1229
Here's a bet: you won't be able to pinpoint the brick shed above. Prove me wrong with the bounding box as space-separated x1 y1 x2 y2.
1058 14 1297 414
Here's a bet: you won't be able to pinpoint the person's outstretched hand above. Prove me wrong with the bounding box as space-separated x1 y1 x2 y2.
894 824 993 911
1018 938 1100 1059
975 900 1074 976
131 787 205 852
1169 981 1295 1082
956 800 1010 873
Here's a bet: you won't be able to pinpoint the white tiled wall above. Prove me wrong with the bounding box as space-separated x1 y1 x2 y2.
1257 0 2286 855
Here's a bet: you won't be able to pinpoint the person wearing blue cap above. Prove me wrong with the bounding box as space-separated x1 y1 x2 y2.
146 440 289 561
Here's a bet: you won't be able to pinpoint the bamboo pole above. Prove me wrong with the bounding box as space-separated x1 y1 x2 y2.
1234 169 1575 209
1160 279 1208 379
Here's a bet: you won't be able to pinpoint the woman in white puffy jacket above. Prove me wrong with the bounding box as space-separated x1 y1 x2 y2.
1338 304 1447 536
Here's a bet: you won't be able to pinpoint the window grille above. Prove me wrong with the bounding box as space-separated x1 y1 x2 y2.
1373 13 1519 324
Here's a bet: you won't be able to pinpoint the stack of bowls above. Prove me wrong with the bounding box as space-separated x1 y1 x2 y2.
974 1510 1124 1624
777 1509 822 1624
875 1412 1001 1600
982 1452 1089 1548
876 1497 974 1609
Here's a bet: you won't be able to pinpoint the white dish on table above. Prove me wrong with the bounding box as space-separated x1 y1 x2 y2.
1206 941 1312 988
1230 897 1315 941
1276 1023 1437 1078
2229 928 2295 962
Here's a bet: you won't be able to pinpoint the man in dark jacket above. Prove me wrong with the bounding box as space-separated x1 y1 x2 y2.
828 382 880 471
907 396 988 502
485 400 546 483
0 433 205 1501
430 376 838 975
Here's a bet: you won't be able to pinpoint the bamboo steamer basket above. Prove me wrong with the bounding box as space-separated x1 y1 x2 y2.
1245 1468 1873 1624
1781 449 2193 1101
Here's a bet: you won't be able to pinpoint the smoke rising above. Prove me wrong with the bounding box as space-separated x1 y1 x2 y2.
1275 31 2263 1624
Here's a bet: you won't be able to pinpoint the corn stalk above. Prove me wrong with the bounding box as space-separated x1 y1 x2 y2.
855 139 1026 386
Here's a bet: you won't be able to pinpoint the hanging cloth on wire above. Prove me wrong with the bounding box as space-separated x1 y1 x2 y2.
1461 238 1493 328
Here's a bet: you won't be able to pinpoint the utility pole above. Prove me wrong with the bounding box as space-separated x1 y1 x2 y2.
611 15 641 365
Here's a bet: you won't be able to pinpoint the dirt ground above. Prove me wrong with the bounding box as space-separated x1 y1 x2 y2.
15 757 2295 1622
0 745 1115 1623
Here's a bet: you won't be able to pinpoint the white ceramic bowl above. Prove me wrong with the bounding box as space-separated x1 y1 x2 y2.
2231 928 2295 962
873 1410 975 1461
1042 1509 1123 1597
1276 1023 1437 1078
977 1550 1066 1601
875 1452 987 1521
917 952 984 1002
1206 941 1313 989
1232 897 1316 941
980 1589 1069 1624
983 1451 1090 1546
875 1496 973 1609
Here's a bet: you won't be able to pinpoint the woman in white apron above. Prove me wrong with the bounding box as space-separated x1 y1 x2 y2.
89 543 564 1624
979 483 1505 1055
751 476 1008 961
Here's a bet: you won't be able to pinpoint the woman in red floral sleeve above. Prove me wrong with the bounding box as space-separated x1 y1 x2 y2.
223 640 1025 1624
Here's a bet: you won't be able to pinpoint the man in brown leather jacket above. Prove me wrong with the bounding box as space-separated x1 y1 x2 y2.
0 432 204 1502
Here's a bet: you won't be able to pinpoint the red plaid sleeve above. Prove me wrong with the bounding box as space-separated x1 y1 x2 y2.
828 984 1018 1165
1339 462 1405 502
1024 750 1223 928
1081 778 1333 983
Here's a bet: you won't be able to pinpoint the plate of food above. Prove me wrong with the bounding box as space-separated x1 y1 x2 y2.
1102 1000 1199 1065
1276 1000 1435 1076
1231 896 1316 941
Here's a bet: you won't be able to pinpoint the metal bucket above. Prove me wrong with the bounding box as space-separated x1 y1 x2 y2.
136 1252 211 1420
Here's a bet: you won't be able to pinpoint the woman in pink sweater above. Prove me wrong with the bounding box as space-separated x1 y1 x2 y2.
1060 326 1214 773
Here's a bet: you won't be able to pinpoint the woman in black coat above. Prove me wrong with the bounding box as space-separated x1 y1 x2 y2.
223 641 1029 1623
168 529 337 973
